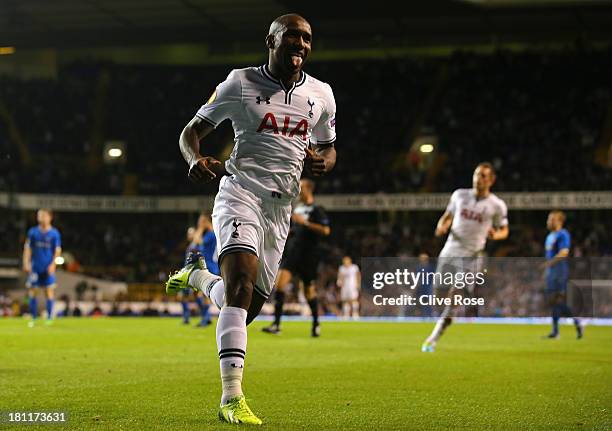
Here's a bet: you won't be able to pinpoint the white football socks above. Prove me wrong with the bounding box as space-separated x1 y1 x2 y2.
426 317 446 344
207 280 225 309
426 305 452 344
188 270 224 308
216 306 248 405
342 303 351 319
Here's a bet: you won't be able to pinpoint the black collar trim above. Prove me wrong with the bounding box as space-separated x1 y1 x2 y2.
261 64 305 91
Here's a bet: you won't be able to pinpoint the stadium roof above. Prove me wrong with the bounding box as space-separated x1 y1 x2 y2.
1 0 612 50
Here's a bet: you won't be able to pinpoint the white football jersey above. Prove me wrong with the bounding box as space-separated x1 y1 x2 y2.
338 263 360 291
196 65 336 201
441 188 508 256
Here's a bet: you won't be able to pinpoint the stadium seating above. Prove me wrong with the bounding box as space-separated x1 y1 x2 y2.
1 48 611 195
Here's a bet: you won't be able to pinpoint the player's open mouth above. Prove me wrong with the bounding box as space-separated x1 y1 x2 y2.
290 53 304 67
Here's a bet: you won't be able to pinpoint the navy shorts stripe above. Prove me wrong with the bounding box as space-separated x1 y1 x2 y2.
220 243 257 254
219 245 258 262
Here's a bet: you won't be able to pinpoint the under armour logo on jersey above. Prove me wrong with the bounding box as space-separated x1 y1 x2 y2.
256 95 271 105
271 191 282 199
231 219 242 238
307 98 315 118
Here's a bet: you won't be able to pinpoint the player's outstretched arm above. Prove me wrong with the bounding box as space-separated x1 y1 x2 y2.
305 145 336 176
179 117 225 183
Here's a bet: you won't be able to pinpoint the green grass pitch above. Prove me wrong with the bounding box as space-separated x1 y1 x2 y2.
1 318 610 430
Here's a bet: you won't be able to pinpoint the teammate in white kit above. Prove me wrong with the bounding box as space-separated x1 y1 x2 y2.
337 256 361 318
422 162 508 352
165 14 336 425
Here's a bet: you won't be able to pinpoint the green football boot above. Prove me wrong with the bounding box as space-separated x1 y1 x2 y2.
165 251 205 295
218 396 262 425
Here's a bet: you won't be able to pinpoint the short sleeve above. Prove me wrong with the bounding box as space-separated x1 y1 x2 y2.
25 228 34 248
311 83 336 146
558 230 571 250
195 70 242 128
493 200 509 228
446 190 459 215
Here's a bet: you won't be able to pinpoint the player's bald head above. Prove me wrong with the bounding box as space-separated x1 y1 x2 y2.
268 13 310 38
266 13 312 76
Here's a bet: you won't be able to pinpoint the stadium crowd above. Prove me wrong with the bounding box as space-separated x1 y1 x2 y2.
2 209 611 285
1 48 611 318
1 208 611 318
1 48 611 195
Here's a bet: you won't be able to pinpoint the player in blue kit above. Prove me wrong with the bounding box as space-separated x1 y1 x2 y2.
22 209 62 327
542 210 583 339
179 214 218 326
199 213 220 276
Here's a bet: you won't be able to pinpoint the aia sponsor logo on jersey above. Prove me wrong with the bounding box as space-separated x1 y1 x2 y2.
460 208 483 223
256 113 309 140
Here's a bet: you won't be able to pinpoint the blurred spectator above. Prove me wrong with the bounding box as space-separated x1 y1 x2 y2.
1 49 610 195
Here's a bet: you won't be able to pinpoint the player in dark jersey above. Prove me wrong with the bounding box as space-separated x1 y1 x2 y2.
542 211 583 339
262 178 330 337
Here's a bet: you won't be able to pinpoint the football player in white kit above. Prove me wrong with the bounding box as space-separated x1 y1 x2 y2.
421 162 508 353
165 14 337 425
337 256 361 318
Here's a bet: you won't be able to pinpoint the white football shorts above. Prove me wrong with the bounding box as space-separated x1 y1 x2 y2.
341 285 359 302
212 175 291 299
435 243 485 294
